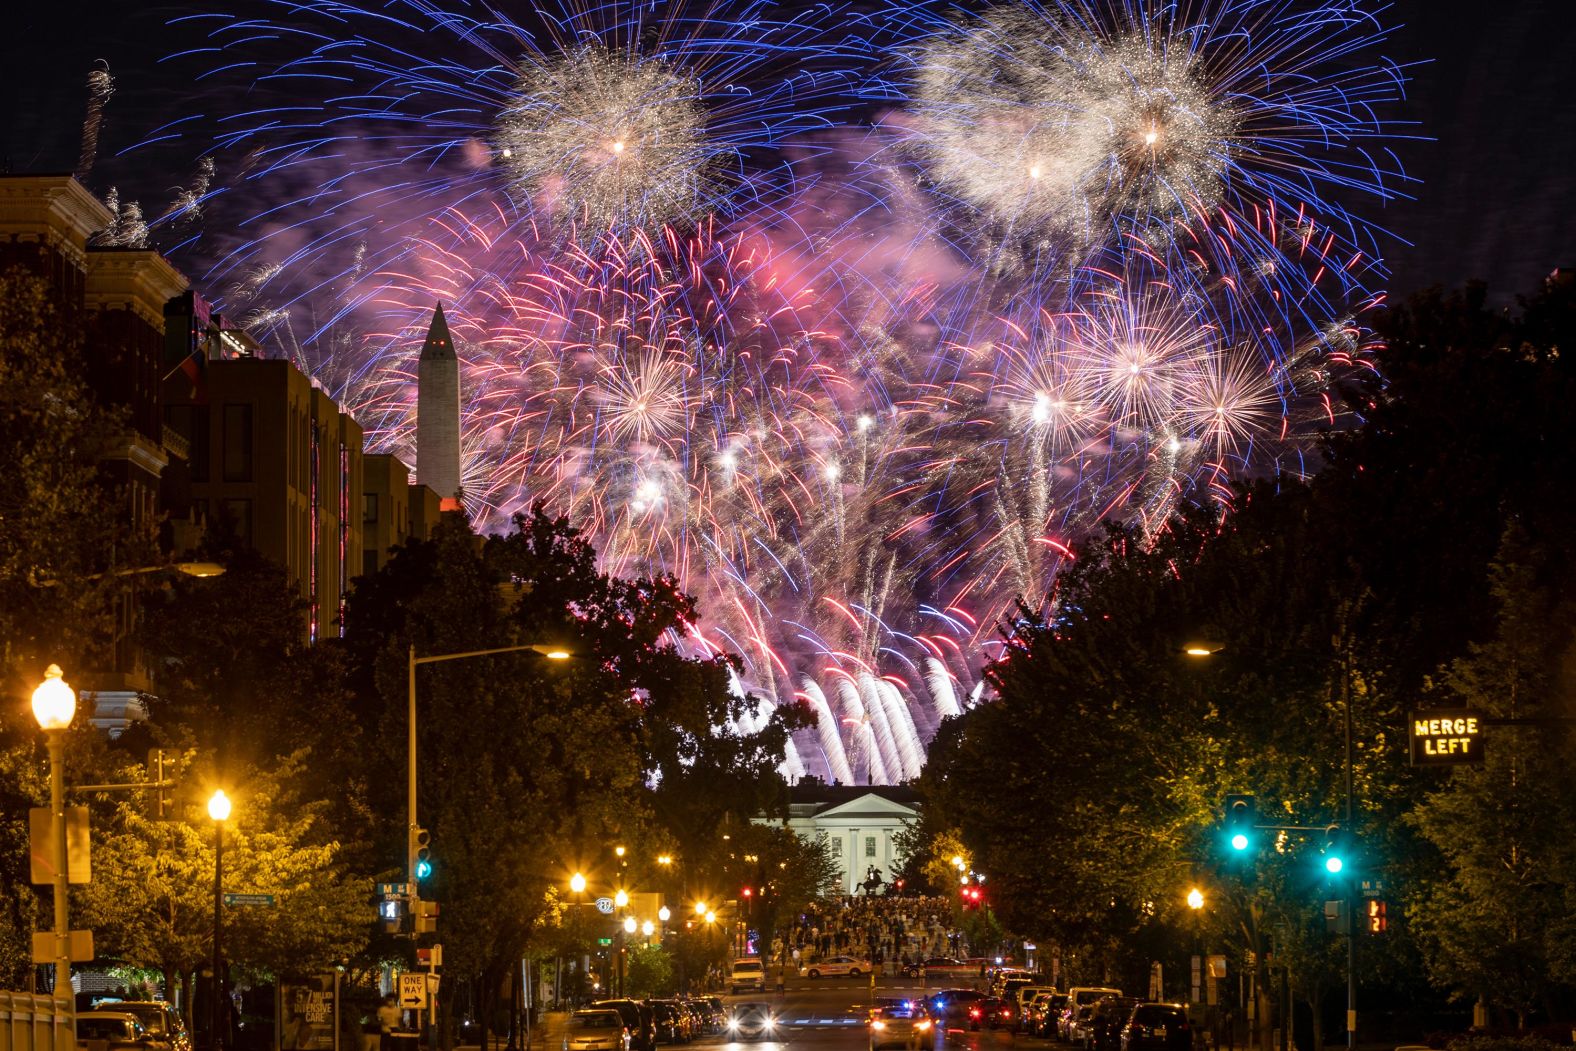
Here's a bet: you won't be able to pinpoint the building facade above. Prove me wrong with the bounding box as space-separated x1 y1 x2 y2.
164 356 364 640
0 174 191 709
760 785 919 896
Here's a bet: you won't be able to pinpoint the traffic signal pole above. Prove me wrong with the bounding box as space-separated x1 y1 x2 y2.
1343 657 1356 1051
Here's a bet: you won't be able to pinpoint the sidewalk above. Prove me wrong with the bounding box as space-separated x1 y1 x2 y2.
454 1010 572 1051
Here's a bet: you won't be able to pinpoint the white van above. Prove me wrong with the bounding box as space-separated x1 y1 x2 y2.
730 957 767 994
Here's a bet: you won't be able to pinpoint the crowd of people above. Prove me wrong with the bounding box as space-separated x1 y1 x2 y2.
773 893 974 971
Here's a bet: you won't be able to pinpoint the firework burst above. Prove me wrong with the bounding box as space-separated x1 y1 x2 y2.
128 0 1409 782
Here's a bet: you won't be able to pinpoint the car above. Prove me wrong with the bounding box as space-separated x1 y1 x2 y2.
802 955 870 979
1059 988 1123 1041
593 1000 656 1051
1010 988 1054 1032
901 957 967 979
649 1001 691 1044
1029 993 1069 1038
1120 1003 1193 1051
966 998 1016 1032
1066 1004 1100 1047
730 958 767 994
869 1004 935 1051
725 1003 778 1042
925 989 985 1027
563 1010 632 1051
93 1002 189 1051
704 998 727 1033
76 1012 158 1051
1083 997 1144 1051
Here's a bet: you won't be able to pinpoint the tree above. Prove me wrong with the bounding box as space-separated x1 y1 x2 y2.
625 945 675 998
1407 531 1576 1028
76 751 369 1025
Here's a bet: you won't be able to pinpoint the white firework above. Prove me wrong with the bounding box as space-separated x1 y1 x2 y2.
496 45 716 231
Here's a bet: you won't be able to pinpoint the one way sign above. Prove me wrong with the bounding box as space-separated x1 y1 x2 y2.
398 973 428 1009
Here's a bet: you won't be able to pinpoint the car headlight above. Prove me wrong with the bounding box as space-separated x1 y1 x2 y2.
763 1018 775 1030
871 1022 886 1031
727 1019 738 1030
916 1021 932 1031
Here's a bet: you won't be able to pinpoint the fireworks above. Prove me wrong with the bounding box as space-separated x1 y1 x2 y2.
134 0 1409 783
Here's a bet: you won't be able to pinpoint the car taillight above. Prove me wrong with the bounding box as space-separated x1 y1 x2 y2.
970 1009 981 1018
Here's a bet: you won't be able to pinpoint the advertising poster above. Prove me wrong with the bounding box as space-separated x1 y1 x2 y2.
279 974 339 1051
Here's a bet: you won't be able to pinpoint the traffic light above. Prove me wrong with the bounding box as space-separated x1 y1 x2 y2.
1322 825 1349 879
414 899 439 934
741 886 753 899
1224 794 1255 853
380 898 405 934
961 886 983 909
411 827 433 880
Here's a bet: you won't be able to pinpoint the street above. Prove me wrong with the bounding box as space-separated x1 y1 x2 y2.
690 977 1039 1051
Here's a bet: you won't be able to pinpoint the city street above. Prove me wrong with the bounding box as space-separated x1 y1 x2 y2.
696 977 1038 1051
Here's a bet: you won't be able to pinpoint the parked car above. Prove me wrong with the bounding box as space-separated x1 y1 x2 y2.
1010 985 1054 1030
704 998 727 1033
1083 997 1144 1051
725 1003 777 1042
1066 1004 1100 1047
730 958 767 994
93 1003 189 1051
1058 988 1123 1041
563 1010 631 1051
802 955 870 979
1119 1003 1192 1051
1028 993 1069 1038
869 1003 935 1051
649 1001 690 1044
592 1000 655 1051
76 1013 157 1051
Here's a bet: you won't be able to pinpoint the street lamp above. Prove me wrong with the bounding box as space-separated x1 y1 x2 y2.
31 665 76 999
641 920 655 940
1187 888 1205 911
406 642 572 886
623 917 637 934
658 906 671 923
569 872 587 895
208 790 232 1051
614 889 629 909
694 901 707 916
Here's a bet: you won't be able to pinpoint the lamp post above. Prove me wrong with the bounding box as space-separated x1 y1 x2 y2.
407 644 570 889
31 666 77 1000
208 790 232 1051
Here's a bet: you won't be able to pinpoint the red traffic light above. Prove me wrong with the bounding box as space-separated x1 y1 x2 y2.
741 887 753 897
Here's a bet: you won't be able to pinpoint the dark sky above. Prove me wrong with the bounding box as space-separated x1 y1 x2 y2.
5 0 1573 302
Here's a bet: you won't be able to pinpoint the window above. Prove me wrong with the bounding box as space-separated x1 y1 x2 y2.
865 836 877 858
364 492 379 524
221 498 252 547
831 838 843 857
222 404 253 482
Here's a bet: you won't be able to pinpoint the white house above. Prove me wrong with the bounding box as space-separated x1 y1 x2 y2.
758 785 920 896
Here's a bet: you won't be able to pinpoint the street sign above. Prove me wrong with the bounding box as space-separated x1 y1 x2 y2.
1409 709 1485 765
31 929 93 963
417 945 443 968
597 938 613 946
594 897 614 914
378 882 413 898
398 973 428 1009
223 893 276 907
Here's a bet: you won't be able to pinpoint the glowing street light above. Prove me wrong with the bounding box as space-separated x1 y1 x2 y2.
32 665 76 998
614 889 629 908
624 916 638 934
209 789 233 1050
694 901 708 916
1187 888 1205 910
658 906 671 922
569 872 587 895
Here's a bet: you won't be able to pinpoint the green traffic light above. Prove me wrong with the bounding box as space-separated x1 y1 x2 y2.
1325 855 1343 874
416 858 433 879
1230 833 1249 851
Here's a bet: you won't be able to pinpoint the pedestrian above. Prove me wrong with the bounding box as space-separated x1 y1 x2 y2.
376 996 402 1051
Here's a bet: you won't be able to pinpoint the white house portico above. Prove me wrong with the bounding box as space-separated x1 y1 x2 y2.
758 784 920 896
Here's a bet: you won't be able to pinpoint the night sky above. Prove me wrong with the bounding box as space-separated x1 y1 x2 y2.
4 0 1573 303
